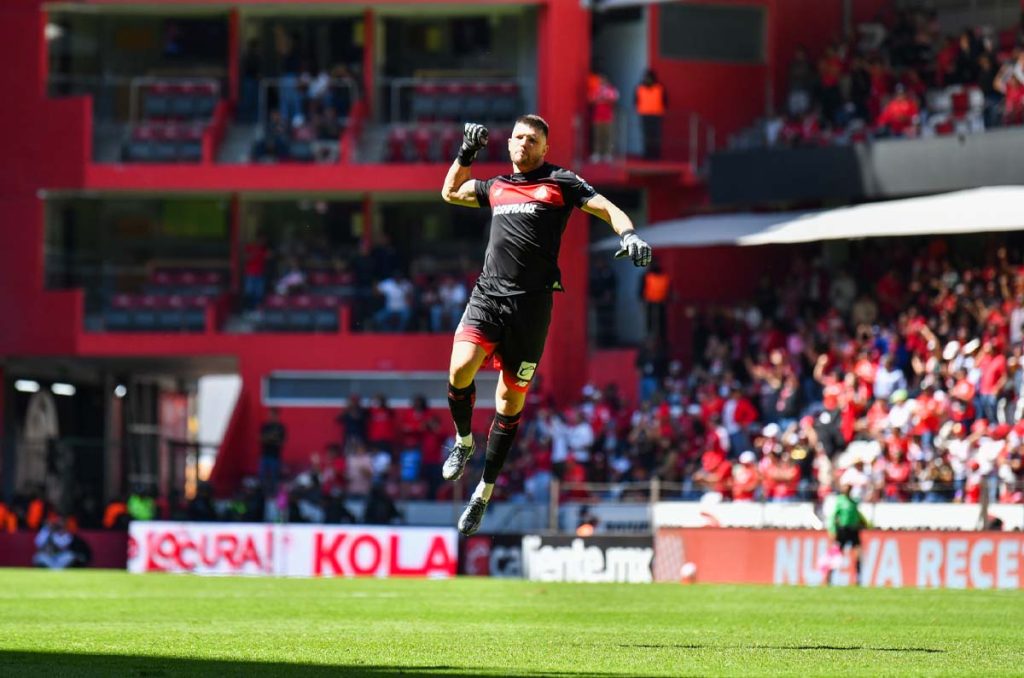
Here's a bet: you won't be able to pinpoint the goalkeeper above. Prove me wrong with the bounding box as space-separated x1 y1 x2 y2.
826 482 871 585
440 115 651 536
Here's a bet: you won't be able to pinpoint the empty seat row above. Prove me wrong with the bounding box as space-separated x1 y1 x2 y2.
104 294 211 332
257 295 343 332
142 82 219 121
408 81 520 123
123 123 206 162
145 268 226 296
151 268 225 286
307 271 356 297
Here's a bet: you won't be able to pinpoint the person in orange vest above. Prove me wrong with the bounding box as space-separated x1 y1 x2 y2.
641 261 670 341
0 502 16 533
634 69 667 159
102 498 130 530
25 491 47 531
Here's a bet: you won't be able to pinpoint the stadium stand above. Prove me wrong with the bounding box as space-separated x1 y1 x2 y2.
102 268 225 332
122 80 223 163
731 11 1024 149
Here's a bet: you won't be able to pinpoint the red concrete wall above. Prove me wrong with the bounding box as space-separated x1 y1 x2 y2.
0 530 128 569
0 1 88 358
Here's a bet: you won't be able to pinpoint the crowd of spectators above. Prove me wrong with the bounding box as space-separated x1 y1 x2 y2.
625 237 1024 505
258 235 1021 509
247 25 358 163
743 9 1024 148
168 231 1024 515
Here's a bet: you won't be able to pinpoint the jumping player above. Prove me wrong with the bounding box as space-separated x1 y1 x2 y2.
440 116 652 535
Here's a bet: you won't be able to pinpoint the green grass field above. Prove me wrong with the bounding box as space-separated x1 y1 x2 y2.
0 570 1022 677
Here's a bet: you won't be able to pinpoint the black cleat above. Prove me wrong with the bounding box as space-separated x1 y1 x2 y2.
458 497 489 536
442 440 475 481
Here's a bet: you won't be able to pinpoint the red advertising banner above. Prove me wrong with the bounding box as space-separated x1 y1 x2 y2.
655 528 1024 589
129 522 457 578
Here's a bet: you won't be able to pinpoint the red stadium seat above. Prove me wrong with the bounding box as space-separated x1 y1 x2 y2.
440 125 462 160
309 271 332 287
387 126 409 162
412 127 433 162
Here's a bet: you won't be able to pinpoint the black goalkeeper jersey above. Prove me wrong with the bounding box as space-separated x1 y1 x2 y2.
473 162 597 296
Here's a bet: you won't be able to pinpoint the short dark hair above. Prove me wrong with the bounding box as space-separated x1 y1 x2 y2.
514 114 549 138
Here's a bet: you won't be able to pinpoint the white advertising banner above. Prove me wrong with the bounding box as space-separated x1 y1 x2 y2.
653 502 1024 531
521 535 654 583
128 522 458 578
652 502 822 529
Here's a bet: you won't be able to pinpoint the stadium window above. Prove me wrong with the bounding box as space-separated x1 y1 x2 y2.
658 4 765 64
264 371 499 408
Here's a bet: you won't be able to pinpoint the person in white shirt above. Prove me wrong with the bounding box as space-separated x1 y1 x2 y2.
873 354 906 401
431 275 468 331
32 517 77 569
373 275 413 331
552 407 595 464
838 457 871 502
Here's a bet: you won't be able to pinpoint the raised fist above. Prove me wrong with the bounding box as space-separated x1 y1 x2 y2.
457 122 490 166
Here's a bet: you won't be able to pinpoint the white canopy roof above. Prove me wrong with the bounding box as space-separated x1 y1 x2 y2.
593 186 1024 250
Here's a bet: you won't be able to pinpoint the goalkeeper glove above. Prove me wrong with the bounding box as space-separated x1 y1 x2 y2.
615 230 652 267
457 122 489 166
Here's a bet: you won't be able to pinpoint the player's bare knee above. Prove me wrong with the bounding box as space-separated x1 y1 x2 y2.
495 385 526 416
449 342 485 387
449 363 475 388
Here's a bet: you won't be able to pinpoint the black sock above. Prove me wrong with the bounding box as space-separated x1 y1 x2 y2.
447 382 476 438
483 412 521 484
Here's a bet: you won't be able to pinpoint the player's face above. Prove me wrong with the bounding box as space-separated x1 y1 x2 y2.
508 123 548 170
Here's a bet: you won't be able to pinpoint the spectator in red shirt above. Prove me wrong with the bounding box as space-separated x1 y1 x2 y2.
243 236 269 310
732 450 760 501
723 385 758 458
366 394 396 453
561 456 590 501
694 448 732 498
977 340 1008 422
876 85 919 137
882 445 912 501
401 395 445 498
770 449 802 502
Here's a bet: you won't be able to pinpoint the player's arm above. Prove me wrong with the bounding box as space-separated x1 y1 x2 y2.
582 193 652 267
440 162 479 208
581 193 634 237
440 123 490 208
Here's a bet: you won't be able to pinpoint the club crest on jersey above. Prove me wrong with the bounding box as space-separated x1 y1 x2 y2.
534 186 548 200
516 362 537 381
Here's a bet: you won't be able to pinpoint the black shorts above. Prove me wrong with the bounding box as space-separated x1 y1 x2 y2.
835 526 861 549
454 287 553 393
